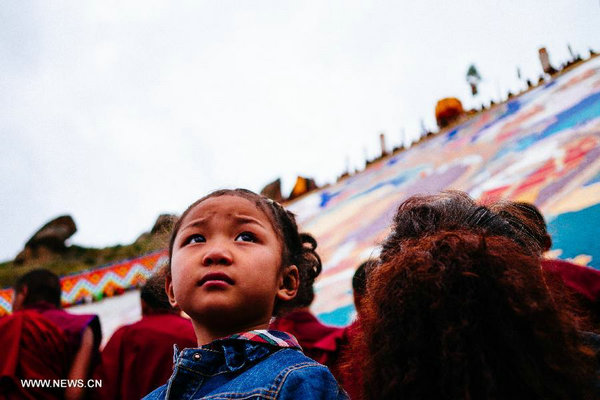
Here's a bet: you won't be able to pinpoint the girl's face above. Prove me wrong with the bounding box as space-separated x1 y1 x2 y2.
167 195 298 333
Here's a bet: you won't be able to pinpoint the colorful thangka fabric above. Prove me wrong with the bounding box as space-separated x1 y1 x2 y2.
286 57 600 326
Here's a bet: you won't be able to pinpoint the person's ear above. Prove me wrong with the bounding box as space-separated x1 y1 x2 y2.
277 265 299 301
165 273 178 308
12 286 28 311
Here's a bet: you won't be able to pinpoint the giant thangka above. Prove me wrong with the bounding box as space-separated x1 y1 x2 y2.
290 56 600 326
2 57 599 337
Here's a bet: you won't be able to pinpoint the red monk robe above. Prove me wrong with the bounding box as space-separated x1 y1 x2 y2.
270 309 343 363
542 259 600 302
0 310 70 400
26 301 102 362
317 320 363 400
94 313 196 400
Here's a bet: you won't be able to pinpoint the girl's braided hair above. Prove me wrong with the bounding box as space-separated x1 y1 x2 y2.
167 188 322 315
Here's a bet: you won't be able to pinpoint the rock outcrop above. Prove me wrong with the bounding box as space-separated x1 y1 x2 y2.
15 215 77 264
150 214 177 235
260 178 284 202
136 214 178 244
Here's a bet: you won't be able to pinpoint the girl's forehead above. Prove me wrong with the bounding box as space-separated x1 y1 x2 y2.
182 195 273 226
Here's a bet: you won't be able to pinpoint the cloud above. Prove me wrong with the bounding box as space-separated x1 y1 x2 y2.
1 1 599 261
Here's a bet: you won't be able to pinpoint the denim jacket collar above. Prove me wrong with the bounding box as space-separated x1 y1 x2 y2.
172 330 301 375
145 330 347 400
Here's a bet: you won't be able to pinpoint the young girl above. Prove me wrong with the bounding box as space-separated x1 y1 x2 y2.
143 189 347 400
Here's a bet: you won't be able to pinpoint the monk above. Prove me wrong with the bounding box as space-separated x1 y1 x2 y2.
94 270 196 400
2 268 101 400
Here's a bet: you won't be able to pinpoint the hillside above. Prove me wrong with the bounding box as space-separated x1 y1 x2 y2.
0 235 166 289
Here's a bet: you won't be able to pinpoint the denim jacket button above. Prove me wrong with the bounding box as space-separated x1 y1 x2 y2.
193 353 202 361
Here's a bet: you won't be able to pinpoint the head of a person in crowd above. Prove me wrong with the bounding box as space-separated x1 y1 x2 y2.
352 260 374 313
141 268 179 316
379 191 537 266
13 268 62 311
357 193 595 399
165 188 322 343
490 201 552 253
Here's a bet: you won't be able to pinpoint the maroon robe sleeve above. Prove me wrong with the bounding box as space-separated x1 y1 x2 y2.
0 314 23 384
0 311 70 400
39 308 102 356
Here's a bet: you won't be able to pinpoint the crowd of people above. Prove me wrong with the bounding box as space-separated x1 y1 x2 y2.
2 188 600 399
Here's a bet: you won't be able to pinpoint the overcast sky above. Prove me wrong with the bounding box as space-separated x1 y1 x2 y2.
1 1 599 262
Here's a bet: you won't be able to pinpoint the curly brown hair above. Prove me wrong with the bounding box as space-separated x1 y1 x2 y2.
379 191 538 265
358 193 596 399
490 200 600 333
489 200 553 253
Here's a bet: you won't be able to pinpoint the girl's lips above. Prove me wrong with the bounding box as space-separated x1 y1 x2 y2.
199 272 234 286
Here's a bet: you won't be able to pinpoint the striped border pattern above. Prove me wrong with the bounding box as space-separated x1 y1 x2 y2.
0 250 168 316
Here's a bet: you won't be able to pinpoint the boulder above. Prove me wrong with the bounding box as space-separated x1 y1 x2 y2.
150 214 178 235
15 215 77 264
136 214 178 243
25 215 76 250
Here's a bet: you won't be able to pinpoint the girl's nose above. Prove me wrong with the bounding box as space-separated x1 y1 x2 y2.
201 246 233 266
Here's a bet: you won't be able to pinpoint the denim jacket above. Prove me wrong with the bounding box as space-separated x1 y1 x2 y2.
143 330 348 399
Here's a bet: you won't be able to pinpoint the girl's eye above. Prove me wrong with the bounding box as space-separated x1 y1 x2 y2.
183 234 205 245
235 232 257 242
